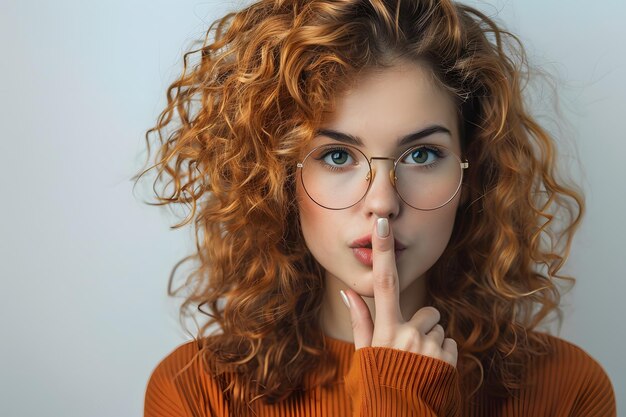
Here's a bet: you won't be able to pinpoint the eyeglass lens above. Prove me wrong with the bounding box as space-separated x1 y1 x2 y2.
299 144 464 210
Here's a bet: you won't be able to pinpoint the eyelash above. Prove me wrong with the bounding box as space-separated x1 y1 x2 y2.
315 146 356 171
314 144 447 171
400 145 446 168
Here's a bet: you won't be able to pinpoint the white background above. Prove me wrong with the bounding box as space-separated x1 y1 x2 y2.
1 1 624 415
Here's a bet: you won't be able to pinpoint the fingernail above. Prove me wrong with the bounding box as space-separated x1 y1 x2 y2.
376 218 389 238
340 290 350 309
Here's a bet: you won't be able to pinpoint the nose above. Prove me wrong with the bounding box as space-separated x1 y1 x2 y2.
362 158 400 219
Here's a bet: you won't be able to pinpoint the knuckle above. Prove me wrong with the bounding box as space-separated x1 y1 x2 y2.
423 306 441 321
399 327 422 351
444 337 458 350
404 326 421 341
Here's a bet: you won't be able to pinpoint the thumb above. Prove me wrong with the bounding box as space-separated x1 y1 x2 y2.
341 289 374 349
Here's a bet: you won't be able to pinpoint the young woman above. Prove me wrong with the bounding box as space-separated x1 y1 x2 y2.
138 0 616 415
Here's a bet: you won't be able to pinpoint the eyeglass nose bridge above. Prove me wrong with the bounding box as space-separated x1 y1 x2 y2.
365 156 398 187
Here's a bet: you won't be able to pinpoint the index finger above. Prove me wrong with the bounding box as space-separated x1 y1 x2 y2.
372 217 403 331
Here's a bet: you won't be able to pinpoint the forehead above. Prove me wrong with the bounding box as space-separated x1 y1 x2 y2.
316 61 460 153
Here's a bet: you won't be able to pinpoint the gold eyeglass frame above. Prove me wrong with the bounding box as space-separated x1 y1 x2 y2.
296 143 469 211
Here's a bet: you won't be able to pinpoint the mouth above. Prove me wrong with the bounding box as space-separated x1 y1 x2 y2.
349 235 406 251
349 235 406 267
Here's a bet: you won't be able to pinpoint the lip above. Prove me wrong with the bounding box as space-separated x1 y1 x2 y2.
351 247 405 267
349 234 406 267
349 234 406 251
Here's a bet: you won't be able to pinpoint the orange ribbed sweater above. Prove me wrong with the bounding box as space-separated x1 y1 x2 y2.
144 333 615 416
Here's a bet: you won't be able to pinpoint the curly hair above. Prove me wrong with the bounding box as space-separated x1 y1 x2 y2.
133 0 584 413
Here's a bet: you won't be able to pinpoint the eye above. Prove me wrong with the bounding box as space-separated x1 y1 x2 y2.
401 145 444 166
319 148 354 166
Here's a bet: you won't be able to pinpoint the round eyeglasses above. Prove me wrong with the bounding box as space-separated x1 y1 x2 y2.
296 143 469 210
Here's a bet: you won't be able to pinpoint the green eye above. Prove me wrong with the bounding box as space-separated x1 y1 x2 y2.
410 149 429 163
327 151 349 165
320 149 353 166
402 145 445 166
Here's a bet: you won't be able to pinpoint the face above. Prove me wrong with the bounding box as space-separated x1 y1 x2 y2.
296 60 462 298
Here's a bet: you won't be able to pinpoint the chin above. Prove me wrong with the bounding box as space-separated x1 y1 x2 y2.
352 283 376 298
342 270 384 298
353 267 427 297
326 268 374 297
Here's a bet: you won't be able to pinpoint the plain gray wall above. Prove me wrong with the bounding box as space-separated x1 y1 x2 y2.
1 1 623 416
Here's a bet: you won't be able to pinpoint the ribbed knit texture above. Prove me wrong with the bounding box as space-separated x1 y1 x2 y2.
144 333 615 416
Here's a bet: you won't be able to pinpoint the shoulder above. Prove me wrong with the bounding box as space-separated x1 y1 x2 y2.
145 340 205 399
145 339 228 416
524 332 615 416
534 333 611 383
148 340 203 383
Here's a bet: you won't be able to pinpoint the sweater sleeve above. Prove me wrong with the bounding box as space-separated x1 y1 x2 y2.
344 347 461 417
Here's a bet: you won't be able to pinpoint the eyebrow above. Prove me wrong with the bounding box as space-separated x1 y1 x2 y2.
315 125 452 147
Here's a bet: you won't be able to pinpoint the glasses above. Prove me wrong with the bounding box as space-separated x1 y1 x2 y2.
297 143 469 210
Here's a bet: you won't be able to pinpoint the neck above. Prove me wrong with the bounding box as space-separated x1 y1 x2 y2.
319 272 427 343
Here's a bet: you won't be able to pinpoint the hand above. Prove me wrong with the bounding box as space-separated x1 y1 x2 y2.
341 217 458 367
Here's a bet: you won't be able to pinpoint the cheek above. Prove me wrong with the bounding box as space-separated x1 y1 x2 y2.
437 201 458 237
298 196 318 248
433 200 460 257
297 180 333 256
411 196 459 254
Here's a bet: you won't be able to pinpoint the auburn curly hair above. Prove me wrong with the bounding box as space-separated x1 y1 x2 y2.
133 0 584 413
